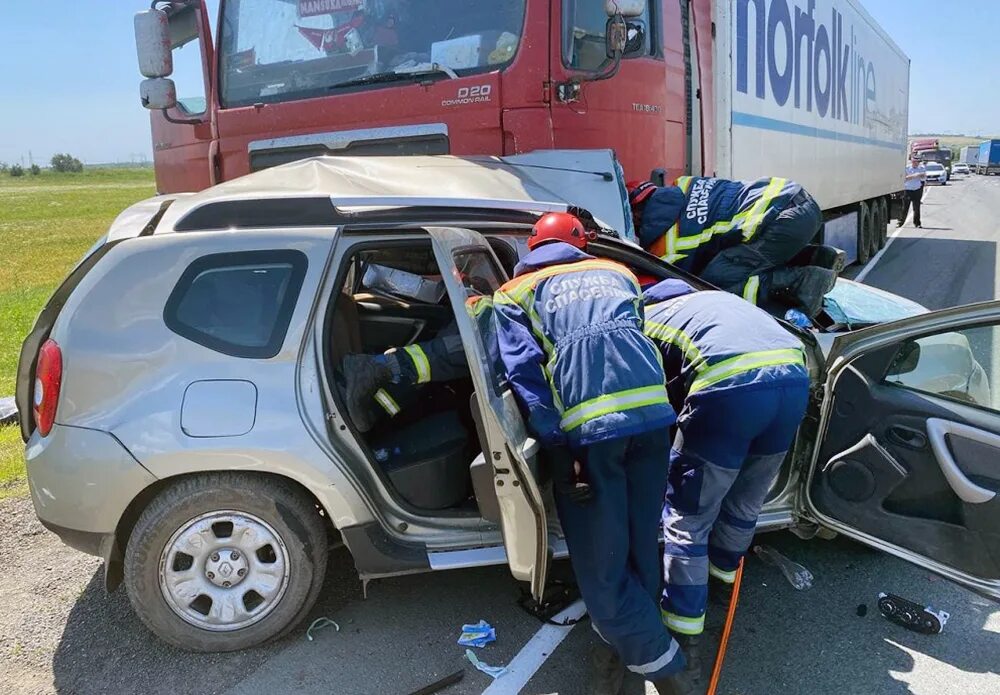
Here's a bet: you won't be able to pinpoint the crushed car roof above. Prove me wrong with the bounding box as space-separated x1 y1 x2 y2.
131 150 631 240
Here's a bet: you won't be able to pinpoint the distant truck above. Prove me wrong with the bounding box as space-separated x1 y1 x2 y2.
959 145 980 166
976 140 1000 176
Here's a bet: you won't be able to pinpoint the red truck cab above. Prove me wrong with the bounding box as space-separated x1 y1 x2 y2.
140 0 714 194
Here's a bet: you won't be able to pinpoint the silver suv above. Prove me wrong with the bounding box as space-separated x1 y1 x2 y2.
18 152 1000 651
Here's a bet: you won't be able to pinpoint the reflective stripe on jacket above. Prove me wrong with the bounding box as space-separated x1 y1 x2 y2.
642 280 808 410
640 176 802 274
494 242 676 447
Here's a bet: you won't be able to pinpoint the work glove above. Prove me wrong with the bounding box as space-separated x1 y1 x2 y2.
548 447 593 505
567 206 613 240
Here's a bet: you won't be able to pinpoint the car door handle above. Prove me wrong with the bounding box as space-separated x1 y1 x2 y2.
926 418 997 504
887 425 927 450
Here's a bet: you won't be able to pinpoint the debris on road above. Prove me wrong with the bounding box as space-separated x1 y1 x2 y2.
753 544 814 590
856 604 868 618
457 619 497 648
407 669 465 695
465 649 508 680
305 617 341 641
877 592 950 634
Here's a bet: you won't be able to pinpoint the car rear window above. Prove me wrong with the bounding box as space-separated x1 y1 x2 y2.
165 250 307 358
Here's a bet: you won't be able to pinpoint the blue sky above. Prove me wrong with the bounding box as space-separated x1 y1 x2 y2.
0 0 996 165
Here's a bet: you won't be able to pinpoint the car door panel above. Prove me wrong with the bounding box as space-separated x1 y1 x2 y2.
424 227 550 601
807 301 1000 599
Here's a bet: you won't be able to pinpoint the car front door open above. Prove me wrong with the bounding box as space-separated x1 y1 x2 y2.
425 227 550 601
807 300 1000 599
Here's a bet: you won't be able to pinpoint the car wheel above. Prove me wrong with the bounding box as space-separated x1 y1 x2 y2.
124 473 328 652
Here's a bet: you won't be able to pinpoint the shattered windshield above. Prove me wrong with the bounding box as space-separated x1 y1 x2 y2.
219 0 526 107
824 281 926 327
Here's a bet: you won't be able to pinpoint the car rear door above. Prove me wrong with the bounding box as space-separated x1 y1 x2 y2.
806 301 1000 599
425 227 550 601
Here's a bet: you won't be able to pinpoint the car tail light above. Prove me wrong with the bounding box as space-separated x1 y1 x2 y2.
33 339 62 437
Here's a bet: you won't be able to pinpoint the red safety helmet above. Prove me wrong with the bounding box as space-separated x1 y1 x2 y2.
528 212 590 250
627 180 657 207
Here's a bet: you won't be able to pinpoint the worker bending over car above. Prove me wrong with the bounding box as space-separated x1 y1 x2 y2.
642 278 809 688
628 177 841 317
493 213 693 695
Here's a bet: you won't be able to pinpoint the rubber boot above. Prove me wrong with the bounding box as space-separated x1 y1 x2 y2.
651 669 698 695
674 632 704 685
341 353 396 432
708 575 734 607
588 641 626 695
792 244 847 274
771 266 837 318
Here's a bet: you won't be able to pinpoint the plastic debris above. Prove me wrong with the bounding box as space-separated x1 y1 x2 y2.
306 617 341 641
753 545 814 590
458 619 497 648
465 649 507 680
784 308 815 330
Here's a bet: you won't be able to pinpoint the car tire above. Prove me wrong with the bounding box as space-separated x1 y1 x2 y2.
857 201 872 265
124 472 328 652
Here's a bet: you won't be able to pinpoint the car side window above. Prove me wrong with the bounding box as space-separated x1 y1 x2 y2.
165 250 307 358
884 324 997 411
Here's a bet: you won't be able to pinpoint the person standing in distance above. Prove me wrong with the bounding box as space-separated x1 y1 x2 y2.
900 155 926 228
493 213 693 694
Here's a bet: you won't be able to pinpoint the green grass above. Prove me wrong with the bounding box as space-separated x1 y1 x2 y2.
0 167 156 492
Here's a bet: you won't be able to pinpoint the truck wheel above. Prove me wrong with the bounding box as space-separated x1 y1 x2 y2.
870 199 886 255
878 199 889 248
124 473 328 652
857 202 872 264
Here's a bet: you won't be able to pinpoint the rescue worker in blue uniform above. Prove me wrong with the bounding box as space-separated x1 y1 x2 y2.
628 177 840 317
493 213 693 695
342 327 468 431
641 278 810 686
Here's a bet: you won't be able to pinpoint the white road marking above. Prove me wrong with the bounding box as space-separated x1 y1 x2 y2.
855 186 933 284
480 599 588 695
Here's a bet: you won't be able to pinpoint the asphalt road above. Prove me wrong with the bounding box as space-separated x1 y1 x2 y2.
5 175 1000 695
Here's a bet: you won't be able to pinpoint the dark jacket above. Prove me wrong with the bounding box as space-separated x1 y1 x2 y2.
639 176 803 274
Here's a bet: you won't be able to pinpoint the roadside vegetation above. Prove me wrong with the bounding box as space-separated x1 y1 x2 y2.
0 166 155 495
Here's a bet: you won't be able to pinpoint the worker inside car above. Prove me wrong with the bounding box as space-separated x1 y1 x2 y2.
339 265 498 432
628 177 844 318
642 278 810 689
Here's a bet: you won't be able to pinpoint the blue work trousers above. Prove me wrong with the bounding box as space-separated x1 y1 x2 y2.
660 377 809 635
556 427 685 680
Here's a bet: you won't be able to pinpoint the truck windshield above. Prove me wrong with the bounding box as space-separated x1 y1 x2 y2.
219 0 526 107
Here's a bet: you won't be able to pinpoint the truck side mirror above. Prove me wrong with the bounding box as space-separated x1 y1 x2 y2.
605 0 647 18
140 77 178 111
134 9 173 79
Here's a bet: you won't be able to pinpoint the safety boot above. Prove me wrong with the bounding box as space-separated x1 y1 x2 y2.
771 266 837 318
791 244 847 274
588 641 626 695
340 353 396 432
708 575 735 607
650 669 698 695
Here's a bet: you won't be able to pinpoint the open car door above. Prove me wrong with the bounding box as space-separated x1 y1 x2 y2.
806 300 1000 599
425 227 550 601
